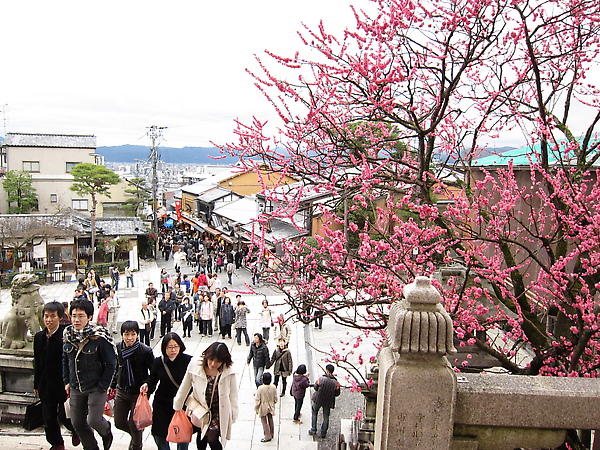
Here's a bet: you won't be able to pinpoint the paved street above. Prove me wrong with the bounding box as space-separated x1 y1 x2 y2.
0 256 362 449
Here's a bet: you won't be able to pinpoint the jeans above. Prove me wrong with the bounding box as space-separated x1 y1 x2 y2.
70 387 112 450
126 276 134 288
154 434 189 450
293 397 304 421
253 365 265 387
42 401 76 446
310 403 331 437
227 273 232 284
235 327 249 345
201 320 213 336
114 390 143 450
262 327 270 342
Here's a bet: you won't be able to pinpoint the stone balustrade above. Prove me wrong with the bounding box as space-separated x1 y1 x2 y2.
366 276 600 450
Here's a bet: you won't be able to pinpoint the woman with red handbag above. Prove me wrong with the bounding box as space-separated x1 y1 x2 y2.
140 332 192 450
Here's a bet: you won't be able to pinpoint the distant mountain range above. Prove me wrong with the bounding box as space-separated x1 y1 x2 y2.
97 145 240 165
0 136 516 164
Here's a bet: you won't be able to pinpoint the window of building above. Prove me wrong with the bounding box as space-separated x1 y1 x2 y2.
72 199 88 210
65 162 80 173
50 194 58 203
48 245 74 264
22 161 40 172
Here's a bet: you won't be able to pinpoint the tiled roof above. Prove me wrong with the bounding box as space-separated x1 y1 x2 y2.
240 218 307 247
95 217 148 236
0 213 86 237
197 186 239 203
2 133 96 149
0 213 148 237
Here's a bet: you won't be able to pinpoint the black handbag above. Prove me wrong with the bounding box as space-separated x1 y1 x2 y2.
23 399 44 430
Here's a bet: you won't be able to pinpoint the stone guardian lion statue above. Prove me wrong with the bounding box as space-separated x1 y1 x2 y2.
0 273 45 349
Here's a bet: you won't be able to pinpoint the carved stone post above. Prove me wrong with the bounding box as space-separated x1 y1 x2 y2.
374 276 457 449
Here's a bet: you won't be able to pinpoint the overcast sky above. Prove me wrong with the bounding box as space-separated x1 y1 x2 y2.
2 1 597 151
1 1 375 148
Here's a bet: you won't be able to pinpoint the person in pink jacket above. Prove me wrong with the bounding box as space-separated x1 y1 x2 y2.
97 297 109 327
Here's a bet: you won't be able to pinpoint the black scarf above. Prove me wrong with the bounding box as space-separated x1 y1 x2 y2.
121 341 140 389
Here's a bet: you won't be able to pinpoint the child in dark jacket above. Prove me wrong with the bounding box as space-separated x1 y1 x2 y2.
290 364 311 423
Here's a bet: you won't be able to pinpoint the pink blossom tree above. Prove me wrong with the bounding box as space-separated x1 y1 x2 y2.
222 0 600 389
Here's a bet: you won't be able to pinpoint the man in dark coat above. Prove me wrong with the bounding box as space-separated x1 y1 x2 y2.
158 290 175 337
34 301 79 450
309 364 341 439
111 321 154 450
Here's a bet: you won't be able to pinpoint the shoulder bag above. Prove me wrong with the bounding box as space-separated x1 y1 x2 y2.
185 372 220 429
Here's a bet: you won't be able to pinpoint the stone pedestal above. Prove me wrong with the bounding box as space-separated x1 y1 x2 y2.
0 348 36 424
374 276 456 449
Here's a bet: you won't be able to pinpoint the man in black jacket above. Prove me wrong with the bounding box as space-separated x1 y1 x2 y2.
309 364 341 439
111 321 154 450
34 302 80 450
158 291 175 337
63 299 116 450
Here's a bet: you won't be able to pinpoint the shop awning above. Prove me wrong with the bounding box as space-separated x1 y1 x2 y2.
180 216 204 232
204 225 234 244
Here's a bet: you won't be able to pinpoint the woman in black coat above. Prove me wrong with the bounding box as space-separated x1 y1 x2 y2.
219 296 234 339
140 333 192 450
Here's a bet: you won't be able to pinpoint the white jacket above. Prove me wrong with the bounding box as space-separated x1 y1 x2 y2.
137 307 154 329
173 357 238 442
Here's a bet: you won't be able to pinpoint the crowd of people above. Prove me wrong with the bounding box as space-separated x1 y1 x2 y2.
35 296 340 450
31 230 340 450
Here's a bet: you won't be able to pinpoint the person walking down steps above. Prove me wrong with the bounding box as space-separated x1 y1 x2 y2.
255 372 277 443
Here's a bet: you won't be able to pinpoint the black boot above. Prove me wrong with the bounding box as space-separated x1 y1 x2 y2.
281 379 287 396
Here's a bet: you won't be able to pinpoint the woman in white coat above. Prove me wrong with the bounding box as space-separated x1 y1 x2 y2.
173 342 238 450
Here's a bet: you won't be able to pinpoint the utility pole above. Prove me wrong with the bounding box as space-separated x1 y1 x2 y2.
1 104 7 137
148 125 166 257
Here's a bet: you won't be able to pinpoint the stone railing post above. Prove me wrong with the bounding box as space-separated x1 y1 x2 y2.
374 276 457 449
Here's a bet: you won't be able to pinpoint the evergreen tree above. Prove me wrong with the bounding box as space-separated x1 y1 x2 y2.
69 163 119 265
2 170 38 213
122 177 151 217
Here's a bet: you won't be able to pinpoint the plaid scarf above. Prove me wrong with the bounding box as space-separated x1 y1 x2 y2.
120 341 140 389
63 322 115 347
